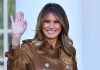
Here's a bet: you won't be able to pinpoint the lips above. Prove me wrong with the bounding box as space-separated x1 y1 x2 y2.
47 30 56 34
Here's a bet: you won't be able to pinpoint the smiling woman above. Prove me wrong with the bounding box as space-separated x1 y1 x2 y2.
42 13 62 47
7 3 78 70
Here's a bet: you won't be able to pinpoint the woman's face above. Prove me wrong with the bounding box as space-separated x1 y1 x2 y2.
42 13 62 39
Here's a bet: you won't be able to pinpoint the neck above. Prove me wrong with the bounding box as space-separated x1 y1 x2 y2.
46 38 57 48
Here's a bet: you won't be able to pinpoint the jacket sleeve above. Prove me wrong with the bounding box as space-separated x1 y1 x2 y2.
7 43 30 70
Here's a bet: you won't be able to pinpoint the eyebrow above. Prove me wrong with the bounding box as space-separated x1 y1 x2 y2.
43 19 60 23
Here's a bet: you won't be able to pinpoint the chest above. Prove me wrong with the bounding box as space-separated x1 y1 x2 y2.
31 48 73 70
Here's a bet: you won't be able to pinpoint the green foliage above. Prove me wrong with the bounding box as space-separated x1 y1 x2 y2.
0 0 3 28
0 34 3 57
8 0 16 16
8 0 16 28
0 0 16 29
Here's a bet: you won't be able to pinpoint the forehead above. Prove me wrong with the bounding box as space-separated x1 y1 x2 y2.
44 13 58 20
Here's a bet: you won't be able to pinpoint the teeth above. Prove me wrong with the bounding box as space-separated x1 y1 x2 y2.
47 30 55 33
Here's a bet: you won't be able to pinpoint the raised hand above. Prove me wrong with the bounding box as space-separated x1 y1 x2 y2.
11 11 27 48
11 11 27 37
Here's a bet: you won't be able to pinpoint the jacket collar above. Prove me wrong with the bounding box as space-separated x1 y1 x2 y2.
39 39 63 50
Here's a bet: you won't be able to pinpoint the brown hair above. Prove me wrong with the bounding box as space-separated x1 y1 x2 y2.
33 3 77 70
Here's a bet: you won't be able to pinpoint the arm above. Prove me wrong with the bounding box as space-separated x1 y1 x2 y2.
7 44 29 70
11 11 27 48
7 11 27 70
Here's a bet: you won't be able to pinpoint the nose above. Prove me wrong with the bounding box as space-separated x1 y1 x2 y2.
49 22 54 28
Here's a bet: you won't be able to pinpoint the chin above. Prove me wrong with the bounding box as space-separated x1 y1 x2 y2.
46 35 58 39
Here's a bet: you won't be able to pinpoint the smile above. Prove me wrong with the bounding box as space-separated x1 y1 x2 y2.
47 30 56 34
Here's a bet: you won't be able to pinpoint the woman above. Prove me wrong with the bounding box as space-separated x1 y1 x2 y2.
7 3 78 70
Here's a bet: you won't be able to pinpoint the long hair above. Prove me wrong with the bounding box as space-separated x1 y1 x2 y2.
33 3 77 70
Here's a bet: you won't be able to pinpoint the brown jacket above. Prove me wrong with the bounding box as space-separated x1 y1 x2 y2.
7 39 77 70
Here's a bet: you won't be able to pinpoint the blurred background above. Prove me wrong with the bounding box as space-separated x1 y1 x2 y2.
0 0 100 70
0 0 15 70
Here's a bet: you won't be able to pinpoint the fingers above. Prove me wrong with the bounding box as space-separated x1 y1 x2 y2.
24 20 27 29
15 11 24 22
12 11 27 28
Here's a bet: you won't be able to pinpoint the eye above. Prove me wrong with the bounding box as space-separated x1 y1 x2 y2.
54 20 60 23
43 20 50 23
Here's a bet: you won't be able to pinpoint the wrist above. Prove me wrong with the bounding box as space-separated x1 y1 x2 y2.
12 36 21 48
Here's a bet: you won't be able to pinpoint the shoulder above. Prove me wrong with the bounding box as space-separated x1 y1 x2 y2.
21 39 42 51
20 39 38 57
22 39 33 43
21 39 43 58
21 39 34 49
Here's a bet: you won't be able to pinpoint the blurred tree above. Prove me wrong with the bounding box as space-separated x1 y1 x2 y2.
8 0 16 29
0 0 3 28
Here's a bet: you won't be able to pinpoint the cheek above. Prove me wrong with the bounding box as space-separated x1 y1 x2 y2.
55 24 62 32
42 23 49 29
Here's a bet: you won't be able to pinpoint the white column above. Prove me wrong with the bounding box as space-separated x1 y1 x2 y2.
3 0 8 70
